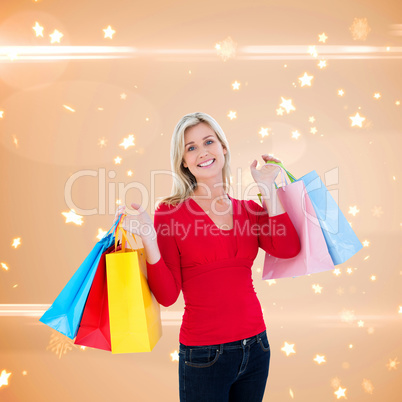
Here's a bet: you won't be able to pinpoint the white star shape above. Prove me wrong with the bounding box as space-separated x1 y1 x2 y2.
334 386 347 399
62 210 84 225
259 127 269 138
0 369 11 388
12 238 21 248
232 81 240 90
313 354 326 364
350 112 366 127
318 33 328 43
49 29 63 43
119 134 135 150
312 284 323 294
1 263 9 271
291 130 301 139
299 72 314 87
96 228 108 240
279 97 295 113
308 45 317 56
348 205 360 216
170 350 179 362
227 111 237 120
103 25 116 39
33 22 44 37
281 341 296 356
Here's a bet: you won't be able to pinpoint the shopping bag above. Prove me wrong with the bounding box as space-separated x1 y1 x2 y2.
259 165 335 279
74 242 122 351
258 161 363 266
106 215 162 353
39 219 120 339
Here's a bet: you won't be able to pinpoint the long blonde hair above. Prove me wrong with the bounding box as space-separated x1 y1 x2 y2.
157 112 232 208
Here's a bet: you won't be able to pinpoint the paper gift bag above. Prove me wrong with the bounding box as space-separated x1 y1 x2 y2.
39 219 120 339
260 166 335 279
295 170 363 265
74 242 121 351
258 161 363 266
106 215 162 353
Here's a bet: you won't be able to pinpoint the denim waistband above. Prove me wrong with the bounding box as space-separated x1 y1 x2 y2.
180 330 266 354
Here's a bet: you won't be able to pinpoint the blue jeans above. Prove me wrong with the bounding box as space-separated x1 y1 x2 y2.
179 330 270 401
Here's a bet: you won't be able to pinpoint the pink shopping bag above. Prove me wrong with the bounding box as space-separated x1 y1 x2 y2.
262 167 335 279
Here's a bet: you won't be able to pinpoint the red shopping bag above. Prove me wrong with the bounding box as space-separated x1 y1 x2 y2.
74 242 122 351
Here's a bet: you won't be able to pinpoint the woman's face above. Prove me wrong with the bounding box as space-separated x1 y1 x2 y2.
182 122 227 179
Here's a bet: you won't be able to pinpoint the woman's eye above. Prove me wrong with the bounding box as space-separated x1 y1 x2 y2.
188 140 213 152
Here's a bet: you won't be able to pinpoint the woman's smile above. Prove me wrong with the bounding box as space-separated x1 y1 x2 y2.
197 158 216 168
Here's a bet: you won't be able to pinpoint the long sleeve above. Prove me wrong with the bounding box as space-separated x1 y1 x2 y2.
145 205 182 307
246 199 301 258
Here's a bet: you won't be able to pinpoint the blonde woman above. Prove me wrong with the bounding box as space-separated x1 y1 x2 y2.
114 112 301 401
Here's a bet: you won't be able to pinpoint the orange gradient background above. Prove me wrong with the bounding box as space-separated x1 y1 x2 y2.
0 0 401 401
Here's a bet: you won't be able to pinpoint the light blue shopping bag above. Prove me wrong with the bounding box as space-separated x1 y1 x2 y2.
258 162 363 265
39 217 121 339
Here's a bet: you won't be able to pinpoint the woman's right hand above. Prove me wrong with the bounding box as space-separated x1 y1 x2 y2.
113 204 126 226
121 202 156 241
114 202 156 242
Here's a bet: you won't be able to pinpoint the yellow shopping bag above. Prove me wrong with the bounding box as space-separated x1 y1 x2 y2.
105 214 162 353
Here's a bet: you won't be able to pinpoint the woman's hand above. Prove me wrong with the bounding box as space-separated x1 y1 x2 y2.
114 202 156 241
250 154 282 185
113 205 126 226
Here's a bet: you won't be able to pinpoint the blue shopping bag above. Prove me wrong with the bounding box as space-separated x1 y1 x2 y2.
39 218 121 339
258 162 363 265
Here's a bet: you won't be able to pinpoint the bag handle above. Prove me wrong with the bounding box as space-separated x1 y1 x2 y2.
265 161 297 186
114 213 139 252
257 161 298 203
100 216 123 242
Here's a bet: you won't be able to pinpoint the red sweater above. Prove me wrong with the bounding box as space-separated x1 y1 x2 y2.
146 193 301 346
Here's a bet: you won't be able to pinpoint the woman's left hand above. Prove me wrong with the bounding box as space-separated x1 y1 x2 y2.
250 154 282 184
